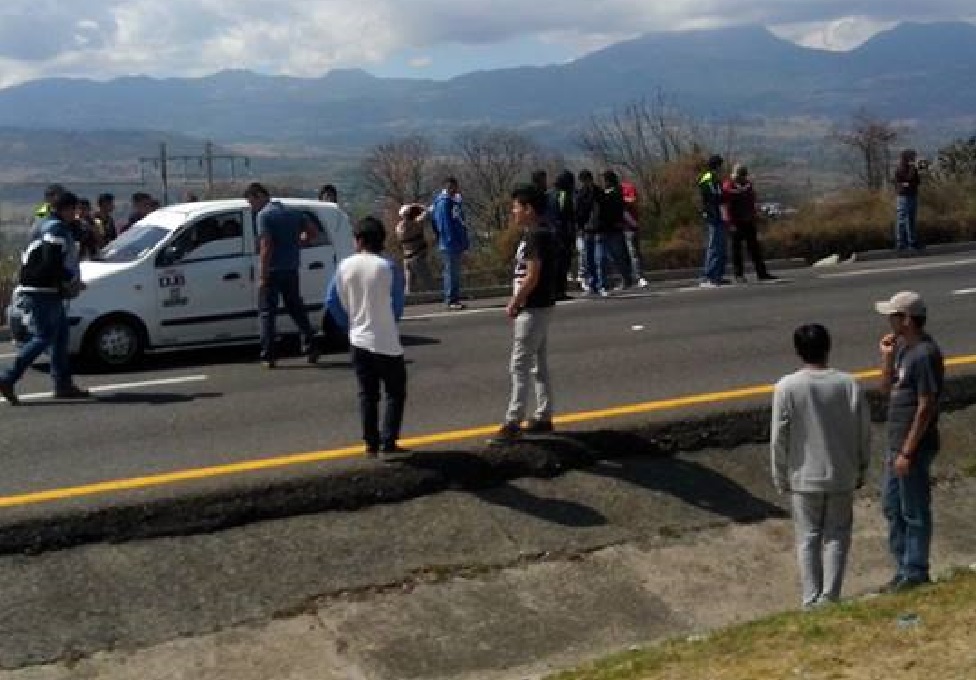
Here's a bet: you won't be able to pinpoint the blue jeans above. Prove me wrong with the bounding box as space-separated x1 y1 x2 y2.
702 218 727 283
352 346 407 451
0 293 72 389
595 232 632 291
895 195 919 249
882 448 935 582
442 252 462 305
259 270 314 361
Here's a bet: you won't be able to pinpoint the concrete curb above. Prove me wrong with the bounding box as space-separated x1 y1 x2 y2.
3 374 976 558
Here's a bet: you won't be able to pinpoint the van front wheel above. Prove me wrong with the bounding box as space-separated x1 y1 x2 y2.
83 316 145 370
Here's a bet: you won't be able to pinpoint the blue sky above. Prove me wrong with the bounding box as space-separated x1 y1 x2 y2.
0 1 973 87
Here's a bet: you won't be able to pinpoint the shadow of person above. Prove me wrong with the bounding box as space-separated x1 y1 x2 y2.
473 483 608 528
91 391 224 405
587 456 788 524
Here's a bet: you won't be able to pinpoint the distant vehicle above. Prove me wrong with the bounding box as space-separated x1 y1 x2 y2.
759 202 797 219
6 199 355 369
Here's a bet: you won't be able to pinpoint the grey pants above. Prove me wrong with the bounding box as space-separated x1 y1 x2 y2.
505 306 553 424
791 492 855 607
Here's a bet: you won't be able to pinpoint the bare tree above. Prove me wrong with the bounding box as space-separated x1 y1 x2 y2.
579 93 696 220
452 126 546 242
831 110 900 191
363 134 434 207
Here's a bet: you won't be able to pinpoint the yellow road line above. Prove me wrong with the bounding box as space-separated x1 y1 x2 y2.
3 354 976 510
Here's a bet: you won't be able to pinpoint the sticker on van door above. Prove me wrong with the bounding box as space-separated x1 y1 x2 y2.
159 271 187 288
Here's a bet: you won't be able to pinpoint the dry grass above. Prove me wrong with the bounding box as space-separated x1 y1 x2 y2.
548 569 976 680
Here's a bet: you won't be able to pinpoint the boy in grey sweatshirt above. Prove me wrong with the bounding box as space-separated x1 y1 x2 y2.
771 324 871 608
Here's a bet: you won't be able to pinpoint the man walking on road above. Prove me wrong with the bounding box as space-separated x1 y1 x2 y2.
875 291 943 592
771 324 871 609
326 217 408 457
244 182 319 369
1 192 89 405
494 184 558 441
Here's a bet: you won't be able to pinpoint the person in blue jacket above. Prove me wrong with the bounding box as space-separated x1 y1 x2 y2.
431 177 470 310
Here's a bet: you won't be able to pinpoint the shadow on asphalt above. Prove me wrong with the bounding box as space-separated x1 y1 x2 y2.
475 483 608 528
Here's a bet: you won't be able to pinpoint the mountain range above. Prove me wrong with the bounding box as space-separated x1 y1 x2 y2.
0 22 975 148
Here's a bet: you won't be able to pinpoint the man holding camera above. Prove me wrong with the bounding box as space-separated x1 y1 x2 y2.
0 192 89 405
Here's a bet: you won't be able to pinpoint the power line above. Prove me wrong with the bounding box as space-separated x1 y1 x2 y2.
139 141 251 203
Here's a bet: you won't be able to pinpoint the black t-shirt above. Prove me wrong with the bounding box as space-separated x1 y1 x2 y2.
513 227 556 308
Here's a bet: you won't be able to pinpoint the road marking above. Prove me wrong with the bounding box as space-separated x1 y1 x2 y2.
0 353 17 360
1 375 209 403
952 288 976 296
2 355 976 509
818 258 976 279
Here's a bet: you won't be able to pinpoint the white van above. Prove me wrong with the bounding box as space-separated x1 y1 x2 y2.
9 199 356 369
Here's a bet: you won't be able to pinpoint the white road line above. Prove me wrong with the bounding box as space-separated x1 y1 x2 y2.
0 353 17 360
2 375 209 403
952 288 976 296
818 258 976 279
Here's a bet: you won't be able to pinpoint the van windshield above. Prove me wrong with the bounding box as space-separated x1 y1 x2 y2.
96 225 171 263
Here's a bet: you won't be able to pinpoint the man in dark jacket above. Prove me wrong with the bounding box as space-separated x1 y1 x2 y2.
550 170 576 299
594 170 633 295
722 164 775 283
575 170 599 293
1 192 89 405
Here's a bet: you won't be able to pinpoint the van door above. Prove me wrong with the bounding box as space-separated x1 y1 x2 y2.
295 208 337 330
154 209 256 345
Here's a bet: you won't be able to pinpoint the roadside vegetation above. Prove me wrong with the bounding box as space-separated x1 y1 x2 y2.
547 568 976 680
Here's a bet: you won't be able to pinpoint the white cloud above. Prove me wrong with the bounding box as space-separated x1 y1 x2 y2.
0 0 973 87
408 56 434 69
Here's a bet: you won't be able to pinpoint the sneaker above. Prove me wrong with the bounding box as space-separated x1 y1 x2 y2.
757 274 779 282
877 575 904 594
637 278 650 288
447 302 466 311
305 344 321 365
734 275 748 284
260 360 276 370
0 379 19 406
365 445 380 459
380 444 411 456
892 577 930 593
523 419 554 434
699 280 719 289
490 421 522 442
53 384 90 399
598 288 611 297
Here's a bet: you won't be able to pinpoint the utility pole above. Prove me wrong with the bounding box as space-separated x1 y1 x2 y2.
140 141 249 203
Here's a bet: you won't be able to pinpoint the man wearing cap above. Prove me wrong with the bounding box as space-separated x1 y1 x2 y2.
875 290 944 592
325 216 408 457
698 155 729 288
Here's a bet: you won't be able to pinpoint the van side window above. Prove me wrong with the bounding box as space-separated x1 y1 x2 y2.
300 211 332 248
164 211 245 264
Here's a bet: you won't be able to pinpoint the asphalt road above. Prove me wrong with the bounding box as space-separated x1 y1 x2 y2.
1 252 975 504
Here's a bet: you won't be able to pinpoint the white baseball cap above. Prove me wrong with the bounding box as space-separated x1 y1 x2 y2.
875 291 927 317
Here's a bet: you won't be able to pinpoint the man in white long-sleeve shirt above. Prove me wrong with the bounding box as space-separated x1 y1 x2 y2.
325 216 407 458
771 323 871 609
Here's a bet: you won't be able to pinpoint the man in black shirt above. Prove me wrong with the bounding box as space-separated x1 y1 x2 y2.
494 184 557 440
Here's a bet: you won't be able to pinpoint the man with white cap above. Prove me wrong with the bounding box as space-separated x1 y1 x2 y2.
875 290 943 592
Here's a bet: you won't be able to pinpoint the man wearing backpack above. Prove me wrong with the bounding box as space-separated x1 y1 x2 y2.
1 192 89 405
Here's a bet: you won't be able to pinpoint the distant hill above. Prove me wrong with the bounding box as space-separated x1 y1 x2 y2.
0 22 973 147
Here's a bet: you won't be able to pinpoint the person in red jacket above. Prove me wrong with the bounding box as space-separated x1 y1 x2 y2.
621 180 649 288
722 164 775 283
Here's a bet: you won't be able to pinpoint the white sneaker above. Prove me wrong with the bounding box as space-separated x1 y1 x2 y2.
598 288 611 297
699 280 719 289
637 278 649 288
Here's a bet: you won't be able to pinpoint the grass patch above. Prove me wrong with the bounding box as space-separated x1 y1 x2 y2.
547 569 976 680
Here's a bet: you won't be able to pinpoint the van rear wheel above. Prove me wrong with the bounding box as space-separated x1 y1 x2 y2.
84 316 145 370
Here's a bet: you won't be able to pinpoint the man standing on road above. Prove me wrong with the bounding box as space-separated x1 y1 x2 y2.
431 177 470 310
494 184 558 441
893 149 923 253
244 182 319 369
594 170 633 295
698 154 729 288
771 324 871 609
722 164 775 284
325 217 407 457
1 192 89 405
875 291 943 592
